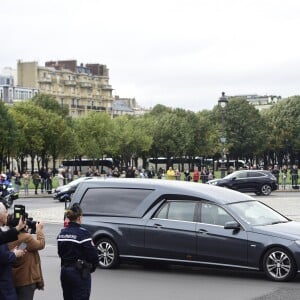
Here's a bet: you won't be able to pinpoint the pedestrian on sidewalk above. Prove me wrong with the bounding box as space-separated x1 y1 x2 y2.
281 165 288 190
271 165 280 186
22 171 30 196
193 166 200 183
31 171 41 195
291 165 299 189
14 173 22 194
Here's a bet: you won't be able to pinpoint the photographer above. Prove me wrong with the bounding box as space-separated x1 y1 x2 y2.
57 203 98 300
8 208 45 300
0 202 26 300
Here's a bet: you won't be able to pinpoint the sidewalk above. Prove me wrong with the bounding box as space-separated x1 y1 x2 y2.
276 184 300 192
18 189 54 198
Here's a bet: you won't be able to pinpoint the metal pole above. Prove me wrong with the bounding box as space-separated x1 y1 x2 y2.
218 92 227 178
220 109 226 178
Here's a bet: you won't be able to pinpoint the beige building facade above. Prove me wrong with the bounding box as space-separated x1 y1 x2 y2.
228 94 282 111
17 60 114 117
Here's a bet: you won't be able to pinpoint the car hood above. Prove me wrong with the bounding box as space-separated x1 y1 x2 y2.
251 221 300 240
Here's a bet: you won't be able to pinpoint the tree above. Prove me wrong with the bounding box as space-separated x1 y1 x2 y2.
0 101 17 172
262 96 300 166
149 111 193 169
9 102 44 172
31 93 70 119
149 104 172 116
114 116 152 168
39 112 74 171
213 98 265 166
73 112 114 170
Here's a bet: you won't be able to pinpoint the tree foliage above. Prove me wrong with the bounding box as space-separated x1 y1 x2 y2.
221 98 265 162
0 102 17 171
31 93 70 118
73 112 114 162
2 94 300 173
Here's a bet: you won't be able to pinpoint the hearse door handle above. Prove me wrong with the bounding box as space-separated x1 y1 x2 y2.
153 223 163 228
198 228 208 234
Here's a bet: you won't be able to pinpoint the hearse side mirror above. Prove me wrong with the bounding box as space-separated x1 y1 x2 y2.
224 221 240 230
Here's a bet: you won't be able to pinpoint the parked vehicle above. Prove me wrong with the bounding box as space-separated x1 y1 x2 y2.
207 170 278 196
67 178 300 281
214 159 247 170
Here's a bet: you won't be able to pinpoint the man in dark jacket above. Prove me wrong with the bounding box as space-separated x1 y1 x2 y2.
0 202 26 300
0 214 25 245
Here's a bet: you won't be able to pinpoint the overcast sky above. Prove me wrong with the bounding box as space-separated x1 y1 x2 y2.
1 0 300 111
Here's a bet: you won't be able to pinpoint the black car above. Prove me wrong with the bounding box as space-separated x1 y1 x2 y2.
53 177 98 202
67 178 300 281
207 170 278 196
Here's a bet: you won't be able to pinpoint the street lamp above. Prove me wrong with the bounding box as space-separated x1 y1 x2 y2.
218 92 228 178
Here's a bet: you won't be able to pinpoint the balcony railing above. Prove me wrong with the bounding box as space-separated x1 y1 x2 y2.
101 85 112 89
71 105 85 110
64 80 77 86
80 82 93 88
38 78 52 83
86 106 107 111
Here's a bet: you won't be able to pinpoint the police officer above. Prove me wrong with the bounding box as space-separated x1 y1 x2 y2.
57 203 98 300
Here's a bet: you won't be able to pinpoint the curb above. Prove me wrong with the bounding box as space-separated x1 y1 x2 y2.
16 189 54 199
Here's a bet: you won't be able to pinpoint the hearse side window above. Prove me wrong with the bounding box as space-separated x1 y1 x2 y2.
80 188 153 216
155 201 197 222
201 203 234 226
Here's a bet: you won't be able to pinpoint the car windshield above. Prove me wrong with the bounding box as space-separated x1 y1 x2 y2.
228 200 289 226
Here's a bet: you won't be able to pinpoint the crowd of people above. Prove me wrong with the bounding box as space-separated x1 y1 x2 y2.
268 164 299 190
0 168 54 196
80 165 216 183
81 163 299 189
0 162 299 198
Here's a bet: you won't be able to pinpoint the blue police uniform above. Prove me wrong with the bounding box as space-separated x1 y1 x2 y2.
0 243 18 300
57 222 98 300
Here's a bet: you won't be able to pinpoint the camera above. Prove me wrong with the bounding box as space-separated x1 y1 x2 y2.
8 205 38 234
25 217 38 234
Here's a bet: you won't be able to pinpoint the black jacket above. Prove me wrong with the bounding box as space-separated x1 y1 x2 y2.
57 222 98 270
0 228 18 245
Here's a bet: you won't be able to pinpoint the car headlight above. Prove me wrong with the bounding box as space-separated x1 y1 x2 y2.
208 181 218 185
